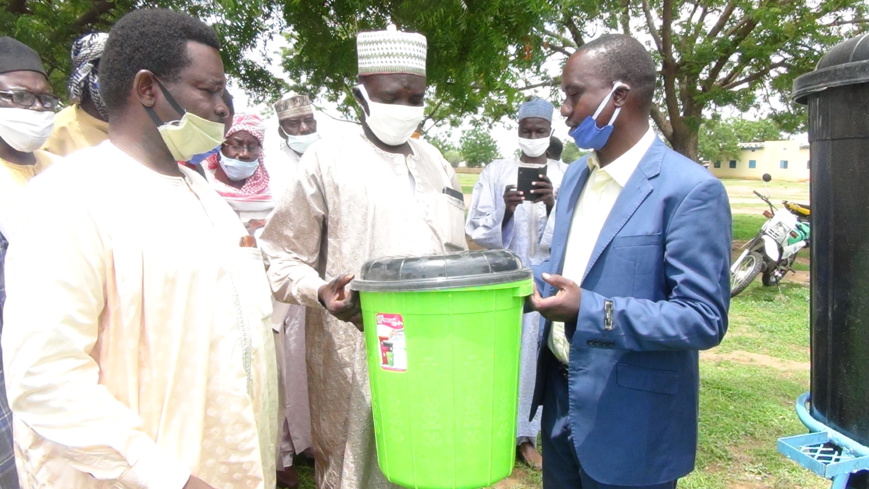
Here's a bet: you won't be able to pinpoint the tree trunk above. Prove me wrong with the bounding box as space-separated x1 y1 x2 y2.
670 126 700 162
663 101 703 163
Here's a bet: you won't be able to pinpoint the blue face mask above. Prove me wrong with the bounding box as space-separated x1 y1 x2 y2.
219 151 259 181
568 81 627 151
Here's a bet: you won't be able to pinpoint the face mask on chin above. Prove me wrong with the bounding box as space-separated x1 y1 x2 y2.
219 150 259 181
282 129 320 155
518 136 550 158
356 84 424 146
0 107 55 153
144 79 226 162
568 81 628 151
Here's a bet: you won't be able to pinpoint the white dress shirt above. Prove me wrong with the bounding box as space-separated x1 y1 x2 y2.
549 128 657 364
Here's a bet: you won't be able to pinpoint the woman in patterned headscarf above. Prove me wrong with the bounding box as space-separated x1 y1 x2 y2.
43 33 110 156
203 113 273 234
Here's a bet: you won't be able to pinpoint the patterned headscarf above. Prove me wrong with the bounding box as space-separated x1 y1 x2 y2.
68 33 109 119
205 113 271 199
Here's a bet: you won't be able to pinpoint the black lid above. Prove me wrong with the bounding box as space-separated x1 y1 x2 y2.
351 250 532 292
793 33 869 105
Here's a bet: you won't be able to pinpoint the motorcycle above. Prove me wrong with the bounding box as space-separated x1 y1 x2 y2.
730 174 811 297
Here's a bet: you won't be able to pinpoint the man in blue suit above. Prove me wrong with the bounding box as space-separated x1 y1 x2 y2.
528 34 731 488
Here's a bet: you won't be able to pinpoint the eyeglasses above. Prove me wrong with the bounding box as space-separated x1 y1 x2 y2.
224 142 261 154
0 90 60 111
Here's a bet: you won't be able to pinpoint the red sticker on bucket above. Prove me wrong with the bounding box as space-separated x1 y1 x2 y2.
376 313 407 372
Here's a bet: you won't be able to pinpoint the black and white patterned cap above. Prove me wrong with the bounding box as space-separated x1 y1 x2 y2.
357 25 426 77
68 33 108 102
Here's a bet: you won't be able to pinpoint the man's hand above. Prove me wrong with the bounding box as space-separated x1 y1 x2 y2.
530 174 555 215
318 274 363 331
245 219 267 234
502 185 525 227
183 476 218 489
527 273 581 323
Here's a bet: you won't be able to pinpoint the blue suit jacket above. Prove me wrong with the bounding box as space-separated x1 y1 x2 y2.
531 138 731 486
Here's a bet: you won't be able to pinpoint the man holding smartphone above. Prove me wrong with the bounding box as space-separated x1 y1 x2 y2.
465 97 568 470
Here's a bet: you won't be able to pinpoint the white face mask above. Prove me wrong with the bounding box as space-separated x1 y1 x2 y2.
219 150 259 181
518 136 550 158
284 131 320 154
0 107 55 153
356 84 424 146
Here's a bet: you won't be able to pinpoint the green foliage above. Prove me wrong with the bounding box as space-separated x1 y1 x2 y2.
6 0 866 163
732 214 768 242
0 0 282 103
459 127 500 168
733 118 783 143
278 1 550 128
560 139 583 163
699 117 783 163
427 134 457 155
699 117 740 163
536 0 867 160
443 149 463 167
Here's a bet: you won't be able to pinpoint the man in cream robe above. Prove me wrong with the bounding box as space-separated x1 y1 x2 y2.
260 26 466 489
265 92 319 487
42 33 110 157
2 10 276 489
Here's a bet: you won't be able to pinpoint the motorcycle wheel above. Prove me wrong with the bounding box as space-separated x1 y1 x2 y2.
731 251 764 297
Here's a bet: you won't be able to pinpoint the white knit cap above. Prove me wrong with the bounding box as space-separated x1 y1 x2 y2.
357 25 426 76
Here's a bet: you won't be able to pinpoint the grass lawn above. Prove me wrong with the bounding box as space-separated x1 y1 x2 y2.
733 214 768 242
458 173 479 195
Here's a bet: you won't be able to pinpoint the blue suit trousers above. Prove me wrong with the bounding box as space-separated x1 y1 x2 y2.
542 362 677 489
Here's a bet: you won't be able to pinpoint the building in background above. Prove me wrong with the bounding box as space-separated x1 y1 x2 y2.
708 140 810 181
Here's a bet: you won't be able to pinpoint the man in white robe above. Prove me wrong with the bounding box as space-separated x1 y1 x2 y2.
465 97 568 471
1 10 276 489
266 91 320 202
265 92 318 488
260 26 466 489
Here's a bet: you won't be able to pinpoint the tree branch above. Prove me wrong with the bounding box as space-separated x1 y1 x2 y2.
518 79 559 91
661 0 674 62
683 4 709 57
562 11 585 48
721 61 789 90
7 0 28 14
702 14 761 93
640 0 664 53
620 0 631 34
75 0 116 28
541 27 574 48
545 44 573 57
706 0 739 39
821 18 869 27
651 104 673 141
720 59 750 88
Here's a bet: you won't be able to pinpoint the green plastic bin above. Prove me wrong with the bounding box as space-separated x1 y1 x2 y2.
352 250 533 489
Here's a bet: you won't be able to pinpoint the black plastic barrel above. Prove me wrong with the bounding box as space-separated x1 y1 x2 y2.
794 33 869 487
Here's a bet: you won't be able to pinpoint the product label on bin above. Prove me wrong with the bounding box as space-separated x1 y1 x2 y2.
376 313 406 372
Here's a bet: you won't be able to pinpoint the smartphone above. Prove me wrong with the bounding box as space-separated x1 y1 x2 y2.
517 164 547 200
